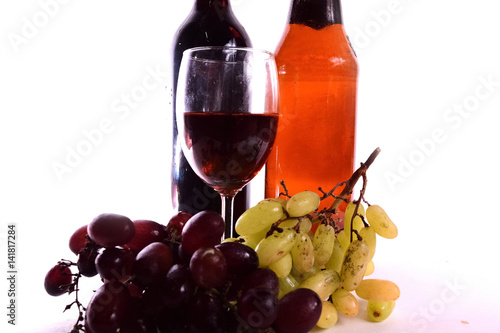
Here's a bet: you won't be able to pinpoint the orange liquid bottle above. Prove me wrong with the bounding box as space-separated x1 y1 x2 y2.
265 0 358 214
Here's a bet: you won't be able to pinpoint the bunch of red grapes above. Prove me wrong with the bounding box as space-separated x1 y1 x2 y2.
44 211 322 333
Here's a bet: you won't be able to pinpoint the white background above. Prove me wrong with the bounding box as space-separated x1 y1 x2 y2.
1 0 500 332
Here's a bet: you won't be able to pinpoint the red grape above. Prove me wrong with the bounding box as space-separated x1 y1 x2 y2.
44 263 72 296
69 224 89 255
88 213 135 247
140 285 166 318
242 268 279 297
181 211 224 257
124 220 168 254
77 245 99 278
133 242 174 287
189 247 227 289
223 274 247 303
95 247 135 282
85 281 132 333
274 288 322 333
215 242 258 277
176 244 191 264
161 264 195 308
165 212 192 240
187 290 225 333
84 321 95 333
127 281 144 298
238 287 278 329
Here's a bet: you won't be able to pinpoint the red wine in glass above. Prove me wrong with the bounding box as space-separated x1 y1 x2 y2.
183 112 278 195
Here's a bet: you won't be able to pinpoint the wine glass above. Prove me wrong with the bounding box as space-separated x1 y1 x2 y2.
176 46 279 239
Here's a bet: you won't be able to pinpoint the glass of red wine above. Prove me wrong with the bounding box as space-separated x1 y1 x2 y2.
176 46 279 239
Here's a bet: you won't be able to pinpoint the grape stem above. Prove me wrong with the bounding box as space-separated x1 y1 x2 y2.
67 272 86 333
279 180 291 198
336 148 380 242
349 172 367 243
352 228 362 241
57 259 86 333
318 180 348 201
329 147 381 211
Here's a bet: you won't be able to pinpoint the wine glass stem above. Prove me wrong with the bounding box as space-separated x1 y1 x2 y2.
221 194 235 239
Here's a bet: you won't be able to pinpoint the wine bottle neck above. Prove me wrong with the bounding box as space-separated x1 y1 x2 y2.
288 0 343 29
195 0 231 11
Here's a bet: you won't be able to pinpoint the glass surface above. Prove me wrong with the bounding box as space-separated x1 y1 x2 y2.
176 47 279 238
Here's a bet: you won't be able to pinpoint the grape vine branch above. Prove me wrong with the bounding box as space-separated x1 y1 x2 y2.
329 147 381 211
275 147 381 237
58 260 86 333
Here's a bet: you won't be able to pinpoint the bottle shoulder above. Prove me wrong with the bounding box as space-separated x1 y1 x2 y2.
275 24 357 77
172 11 251 55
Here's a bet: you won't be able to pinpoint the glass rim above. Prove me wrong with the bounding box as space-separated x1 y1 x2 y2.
182 46 275 59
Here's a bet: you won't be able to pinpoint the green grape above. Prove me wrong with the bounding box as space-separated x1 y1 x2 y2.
324 238 343 274
256 228 297 267
367 300 396 322
355 279 400 301
336 229 350 252
340 239 370 291
299 269 340 301
248 228 268 242
278 219 298 229
291 265 320 283
359 226 377 261
316 301 338 328
344 201 366 242
331 288 359 317
269 252 292 278
234 228 267 250
291 231 315 273
279 216 312 234
313 224 336 268
279 216 312 233
258 197 288 220
235 201 284 236
364 260 375 276
278 274 300 299
299 217 312 234
366 204 398 239
286 191 320 217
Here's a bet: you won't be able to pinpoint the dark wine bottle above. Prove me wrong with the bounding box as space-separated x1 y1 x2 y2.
171 0 252 216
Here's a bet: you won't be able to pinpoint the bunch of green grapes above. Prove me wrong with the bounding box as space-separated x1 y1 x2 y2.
230 190 400 329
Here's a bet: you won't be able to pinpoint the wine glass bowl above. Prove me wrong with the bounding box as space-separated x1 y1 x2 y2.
181 112 278 196
176 47 279 238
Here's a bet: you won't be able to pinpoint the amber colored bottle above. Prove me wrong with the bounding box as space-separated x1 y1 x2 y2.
171 0 252 216
265 0 358 212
